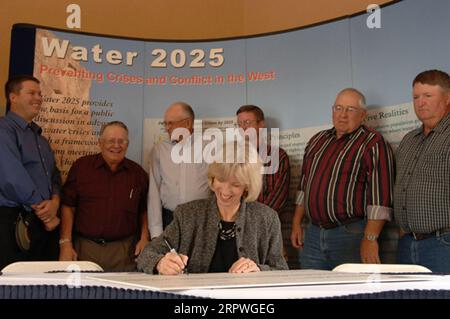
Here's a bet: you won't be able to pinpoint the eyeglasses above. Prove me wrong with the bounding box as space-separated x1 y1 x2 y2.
163 118 189 127
235 119 259 128
102 138 129 146
332 105 364 113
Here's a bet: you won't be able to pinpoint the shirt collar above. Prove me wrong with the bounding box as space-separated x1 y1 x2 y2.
93 153 129 170
165 133 193 146
429 112 450 133
6 111 42 134
413 112 450 137
412 127 424 137
329 125 365 139
258 143 272 163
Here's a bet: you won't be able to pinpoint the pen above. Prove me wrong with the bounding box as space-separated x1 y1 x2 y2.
129 188 134 199
163 237 188 274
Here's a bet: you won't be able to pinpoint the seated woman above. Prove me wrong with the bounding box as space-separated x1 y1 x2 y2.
137 142 288 274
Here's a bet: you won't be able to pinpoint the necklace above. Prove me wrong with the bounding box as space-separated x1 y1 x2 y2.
218 221 236 240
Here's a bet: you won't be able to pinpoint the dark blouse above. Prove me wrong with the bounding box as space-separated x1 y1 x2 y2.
208 221 238 272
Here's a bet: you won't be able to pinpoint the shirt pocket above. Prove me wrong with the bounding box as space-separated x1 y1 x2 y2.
125 186 143 214
339 157 366 184
420 153 450 182
78 180 108 203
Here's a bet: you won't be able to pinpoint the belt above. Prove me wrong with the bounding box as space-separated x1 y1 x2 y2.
408 227 450 241
311 216 362 229
78 234 133 245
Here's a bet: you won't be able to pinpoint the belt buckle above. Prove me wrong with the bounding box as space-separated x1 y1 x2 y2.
93 238 106 245
411 232 431 240
319 222 335 230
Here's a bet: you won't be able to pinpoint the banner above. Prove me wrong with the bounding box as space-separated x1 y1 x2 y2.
8 22 423 265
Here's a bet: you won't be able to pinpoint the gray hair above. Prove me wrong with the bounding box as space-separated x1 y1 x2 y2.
99 121 129 137
171 101 195 120
337 88 367 108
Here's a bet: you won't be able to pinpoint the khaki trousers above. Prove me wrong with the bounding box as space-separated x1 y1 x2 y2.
75 235 136 272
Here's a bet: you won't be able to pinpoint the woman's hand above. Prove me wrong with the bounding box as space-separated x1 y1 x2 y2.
228 257 260 273
156 252 188 275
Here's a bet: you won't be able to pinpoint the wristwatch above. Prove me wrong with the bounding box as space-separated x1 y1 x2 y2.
365 233 378 241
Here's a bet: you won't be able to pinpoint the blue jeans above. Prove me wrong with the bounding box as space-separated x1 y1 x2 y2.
396 232 450 272
300 220 365 270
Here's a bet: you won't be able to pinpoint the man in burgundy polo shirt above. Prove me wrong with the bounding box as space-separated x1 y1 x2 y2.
59 121 149 271
290 88 394 270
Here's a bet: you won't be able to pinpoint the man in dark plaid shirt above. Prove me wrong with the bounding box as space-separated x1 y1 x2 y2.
394 69 450 272
236 105 291 258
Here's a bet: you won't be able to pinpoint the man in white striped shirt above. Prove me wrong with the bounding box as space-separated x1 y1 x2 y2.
147 102 209 239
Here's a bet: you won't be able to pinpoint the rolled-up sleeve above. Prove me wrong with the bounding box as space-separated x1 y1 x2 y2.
365 139 394 221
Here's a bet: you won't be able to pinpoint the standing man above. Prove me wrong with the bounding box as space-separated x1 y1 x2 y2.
236 105 291 215
148 102 209 239
394 69 450 272
0 75 61 269
290 88 394 270
59 121 149 271
236 105 291 258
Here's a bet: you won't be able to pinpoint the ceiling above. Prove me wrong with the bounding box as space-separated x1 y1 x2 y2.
2 0 396 41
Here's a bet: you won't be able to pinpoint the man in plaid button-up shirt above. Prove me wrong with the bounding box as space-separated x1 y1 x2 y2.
236 105 291 259
394 69 450 272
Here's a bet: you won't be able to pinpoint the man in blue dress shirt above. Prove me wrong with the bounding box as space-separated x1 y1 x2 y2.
0 75 61 269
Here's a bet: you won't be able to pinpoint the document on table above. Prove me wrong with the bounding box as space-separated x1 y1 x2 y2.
88 269 435 291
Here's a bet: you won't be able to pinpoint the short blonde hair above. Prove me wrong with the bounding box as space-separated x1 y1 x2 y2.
207 141 262 202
